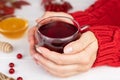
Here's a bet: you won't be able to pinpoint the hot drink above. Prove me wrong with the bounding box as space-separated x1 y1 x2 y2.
39 21 78 38
36 16 80 53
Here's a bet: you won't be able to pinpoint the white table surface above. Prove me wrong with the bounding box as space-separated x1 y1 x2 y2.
0 0 120 80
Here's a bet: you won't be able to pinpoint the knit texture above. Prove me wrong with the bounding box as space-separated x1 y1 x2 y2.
71 0 120 67
90 26 120 67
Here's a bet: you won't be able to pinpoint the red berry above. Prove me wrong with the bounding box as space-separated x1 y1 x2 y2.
9 68 15 74
9 62 15 67
17 77 23 80
17 53 23 59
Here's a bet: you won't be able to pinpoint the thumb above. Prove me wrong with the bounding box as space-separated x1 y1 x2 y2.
63 31 97 54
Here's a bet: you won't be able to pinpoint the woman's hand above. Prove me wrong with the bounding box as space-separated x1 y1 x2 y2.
28 11 98 77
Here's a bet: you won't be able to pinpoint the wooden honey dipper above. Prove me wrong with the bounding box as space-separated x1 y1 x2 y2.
0 72 15 80
0 41 13 53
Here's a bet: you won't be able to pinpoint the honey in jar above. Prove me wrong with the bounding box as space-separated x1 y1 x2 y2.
0 17 28 39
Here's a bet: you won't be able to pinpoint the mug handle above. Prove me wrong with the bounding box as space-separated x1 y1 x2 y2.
80 25 90 32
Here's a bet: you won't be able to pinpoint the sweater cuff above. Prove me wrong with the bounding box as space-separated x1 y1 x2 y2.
90 25 120 67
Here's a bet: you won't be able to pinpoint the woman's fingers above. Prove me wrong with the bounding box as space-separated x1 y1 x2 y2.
28 27 36 42
64 31 97 54
36 44 96 65
28 27 38 56
34 53 86 77
34 53 79 72
34 53 95 77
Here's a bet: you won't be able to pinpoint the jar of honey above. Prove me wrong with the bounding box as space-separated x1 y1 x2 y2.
0 16 28 39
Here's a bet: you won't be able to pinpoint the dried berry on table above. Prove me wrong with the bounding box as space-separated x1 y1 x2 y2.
0 41 13 53
17 77 23 80
17 53 23 59
9 68 15 74
9 63 15 67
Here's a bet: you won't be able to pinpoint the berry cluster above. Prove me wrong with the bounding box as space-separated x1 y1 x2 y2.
42 0 73 12
8 53 23 80
0 0 30 17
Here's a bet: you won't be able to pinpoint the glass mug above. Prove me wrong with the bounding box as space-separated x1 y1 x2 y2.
35 16 88 53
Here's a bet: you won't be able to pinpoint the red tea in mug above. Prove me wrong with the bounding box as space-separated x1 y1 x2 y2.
36 16 80 53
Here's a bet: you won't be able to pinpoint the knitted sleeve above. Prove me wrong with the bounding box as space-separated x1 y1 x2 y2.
90 25 120 67
71 0 120 26
70 0 120 67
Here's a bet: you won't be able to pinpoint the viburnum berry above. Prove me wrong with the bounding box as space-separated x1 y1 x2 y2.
9 68 15 74
42 0 73 12
9 62 15 67
17 53 23 59
17 77 23 80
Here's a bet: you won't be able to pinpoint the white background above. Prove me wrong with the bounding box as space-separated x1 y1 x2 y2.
0 0 120 80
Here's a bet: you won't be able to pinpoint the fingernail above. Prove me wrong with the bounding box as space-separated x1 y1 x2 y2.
36 47 42 53
64 47 73 54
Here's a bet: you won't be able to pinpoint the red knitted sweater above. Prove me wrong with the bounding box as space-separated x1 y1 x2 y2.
71 0 120 67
